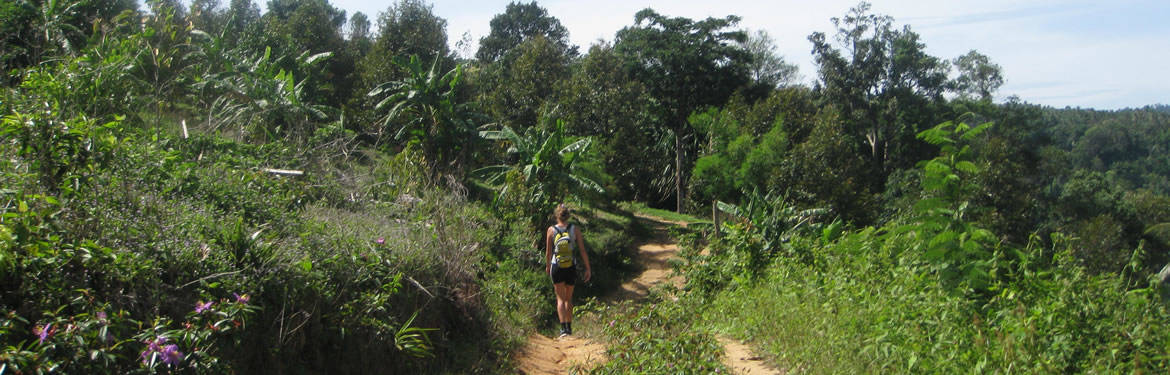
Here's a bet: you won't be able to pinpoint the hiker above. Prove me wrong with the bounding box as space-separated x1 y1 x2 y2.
546 203 592 337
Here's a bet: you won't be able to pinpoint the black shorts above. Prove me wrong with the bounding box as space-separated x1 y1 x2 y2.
550 266 576 285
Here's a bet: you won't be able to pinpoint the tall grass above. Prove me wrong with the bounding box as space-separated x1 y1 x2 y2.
699 228 1170 373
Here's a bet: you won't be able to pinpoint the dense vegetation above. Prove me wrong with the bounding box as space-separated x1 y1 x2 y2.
2 0 1168 373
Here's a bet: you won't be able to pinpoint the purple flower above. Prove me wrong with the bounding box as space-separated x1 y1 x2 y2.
33 323 52 344
96 311 108 320
141 337 169 366
160 344 183 366
194 300 214 314
233 293 250 304
375 237 385 245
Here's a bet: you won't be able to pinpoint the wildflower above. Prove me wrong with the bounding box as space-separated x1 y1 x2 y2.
160 344 183 366
141 337 168 365
375 237 385 245
33 323 53 344
96 311 108 324
233 293 250 304
194 300 214 314
609 320 615 327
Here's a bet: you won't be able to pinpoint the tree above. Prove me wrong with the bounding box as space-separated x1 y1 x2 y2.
809 1 949 188
348 11 371 42
555 42 659 201
475 2 575 131
483 35 570 129
259 0 348 107
614 8 752 212
742 29 799 89
475 1 575 64
950 50 1003 101
357 0 449 95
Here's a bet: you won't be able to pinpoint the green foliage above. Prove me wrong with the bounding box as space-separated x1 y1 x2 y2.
690 155 736 204
475 119 606 227
950 50 1004 101
705 191 826 281
809 1 949 178
740 29 799 95
368 55 477 177
895 115 995 290
782 109 878 224
555 42 659 201
356 0 449 93
2 68 125 194
615 8 753 211
590 301 728 374
481 35 570 129
700 228 1170 373
476 1 575 63
198 44 335 142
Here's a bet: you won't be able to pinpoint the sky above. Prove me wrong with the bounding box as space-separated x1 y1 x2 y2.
319 0 1169 110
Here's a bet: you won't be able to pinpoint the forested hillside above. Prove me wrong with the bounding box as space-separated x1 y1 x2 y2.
2 0 1168 373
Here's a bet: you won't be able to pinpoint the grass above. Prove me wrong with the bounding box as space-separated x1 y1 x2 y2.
619 201 711 225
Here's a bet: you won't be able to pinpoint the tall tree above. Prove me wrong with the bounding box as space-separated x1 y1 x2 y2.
475 1 575 64
475 1 574 131
484 35 570 129
809 1 948 175
347 11 371 42
742 29 799 89
950 49 1003 101
260 0 348 106
555 42 658 200
357 0 449 93
614 8 751 211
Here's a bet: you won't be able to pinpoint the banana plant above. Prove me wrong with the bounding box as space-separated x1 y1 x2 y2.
368 55 477 176
199 45 333 142
474 119 604 207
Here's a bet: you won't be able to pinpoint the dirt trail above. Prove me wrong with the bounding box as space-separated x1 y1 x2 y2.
514 334 606 374
719 336 784 375
513 214 781 374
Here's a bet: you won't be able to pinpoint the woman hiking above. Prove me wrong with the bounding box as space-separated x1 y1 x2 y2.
546 203 592 337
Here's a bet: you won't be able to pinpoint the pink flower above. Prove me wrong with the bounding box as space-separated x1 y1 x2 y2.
141 337 182 367
160 344 183 366
375 237 385 245
141 337 168 365
33 323 53 344
194 300 214 314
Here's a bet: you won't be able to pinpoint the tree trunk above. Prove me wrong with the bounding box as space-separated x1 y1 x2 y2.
675 133 683 213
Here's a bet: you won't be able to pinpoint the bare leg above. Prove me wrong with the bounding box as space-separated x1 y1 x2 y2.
563 284 575 323
554 283 571 323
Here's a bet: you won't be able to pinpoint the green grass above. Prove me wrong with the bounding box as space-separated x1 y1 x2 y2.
690 227 1170 374
619 201 711 225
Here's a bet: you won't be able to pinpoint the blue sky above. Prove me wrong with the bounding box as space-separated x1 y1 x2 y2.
318 0 1168 110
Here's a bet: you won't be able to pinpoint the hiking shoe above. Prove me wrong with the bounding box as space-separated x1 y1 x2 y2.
558 330 569 338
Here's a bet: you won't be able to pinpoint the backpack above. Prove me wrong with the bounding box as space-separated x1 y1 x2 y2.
552 224 575 268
